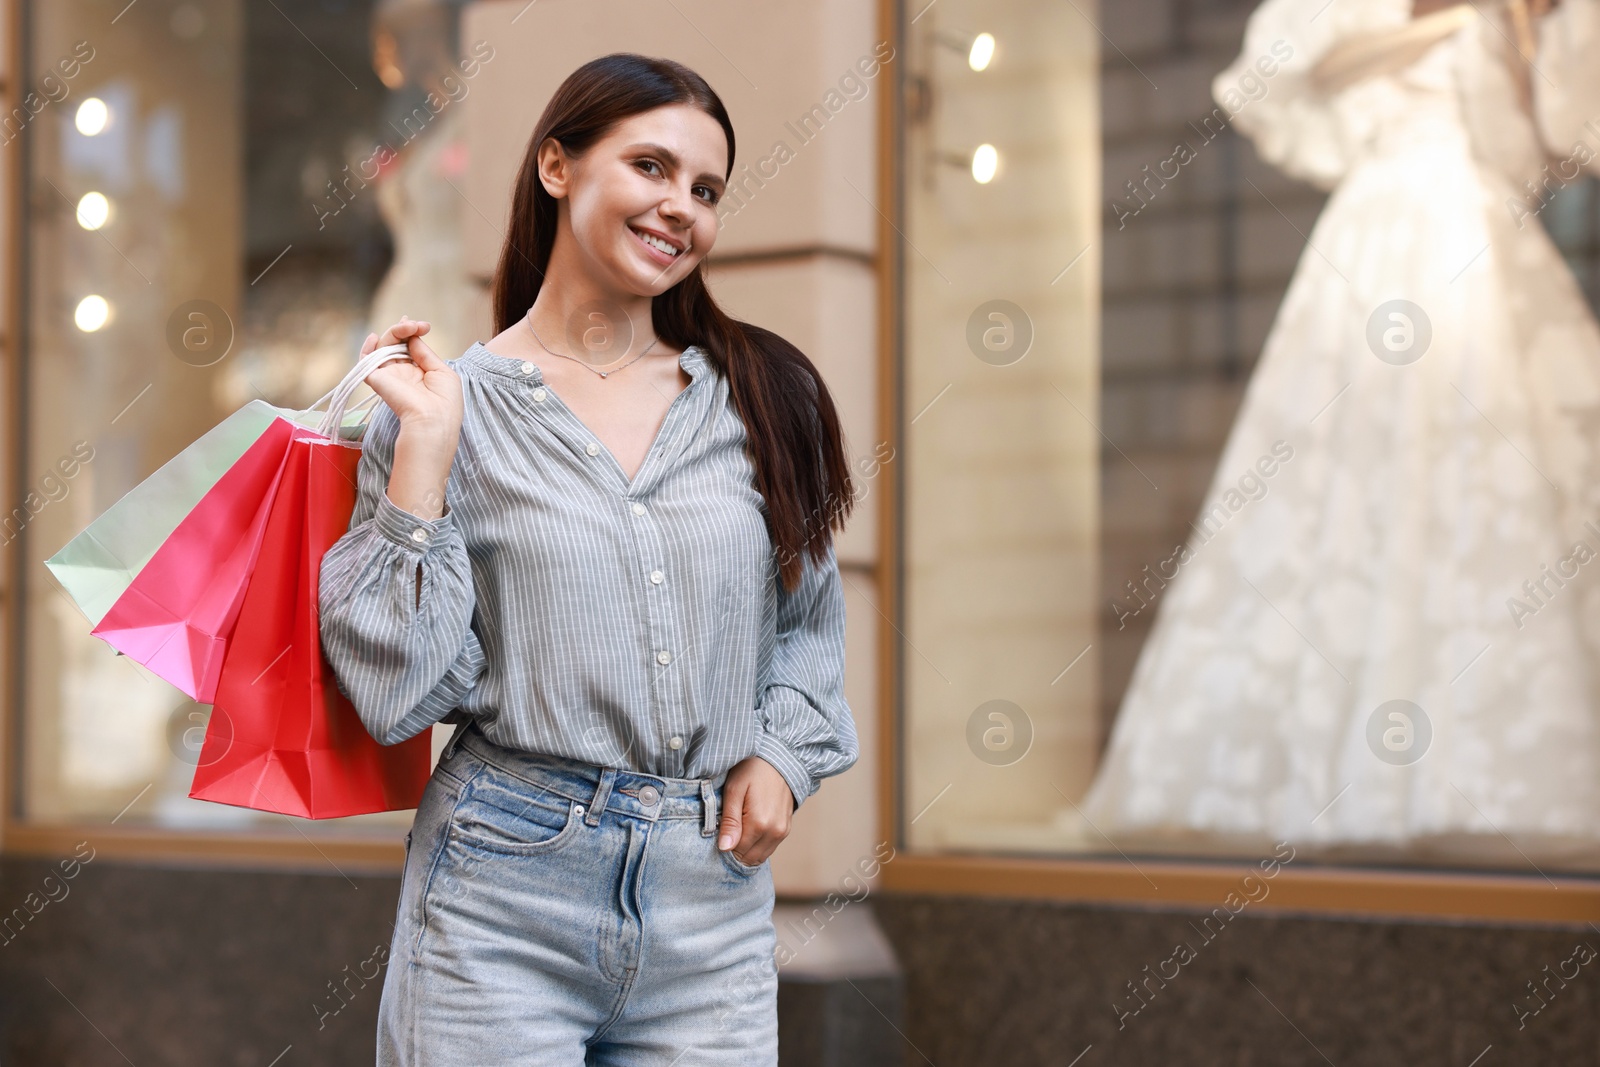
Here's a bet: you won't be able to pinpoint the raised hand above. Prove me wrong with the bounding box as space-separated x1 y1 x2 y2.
361 316 463 437
363 316 463 524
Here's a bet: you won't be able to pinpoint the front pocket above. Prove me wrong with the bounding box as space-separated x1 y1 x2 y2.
450 771 583 856
719 844 764 877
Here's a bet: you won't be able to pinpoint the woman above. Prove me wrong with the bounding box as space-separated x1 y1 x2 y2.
318 53 860 1065
1080 0 1600 867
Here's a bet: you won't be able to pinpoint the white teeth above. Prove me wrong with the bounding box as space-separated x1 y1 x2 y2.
634 228 681 256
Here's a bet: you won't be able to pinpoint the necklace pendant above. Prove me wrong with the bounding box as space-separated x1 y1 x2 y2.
599 371 608 378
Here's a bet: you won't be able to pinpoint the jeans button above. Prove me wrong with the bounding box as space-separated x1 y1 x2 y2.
639 785 660 805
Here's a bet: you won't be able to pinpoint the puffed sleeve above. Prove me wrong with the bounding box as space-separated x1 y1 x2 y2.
754 540 860 810
1212 0 1401 191
318 400 485 745
1533 0 1600 177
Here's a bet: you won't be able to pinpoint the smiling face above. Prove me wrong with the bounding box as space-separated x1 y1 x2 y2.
538 103 729 299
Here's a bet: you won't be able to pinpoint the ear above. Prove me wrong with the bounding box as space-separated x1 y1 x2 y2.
536 136 572 199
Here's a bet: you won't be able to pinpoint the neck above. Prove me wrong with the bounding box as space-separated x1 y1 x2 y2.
530 215 657 358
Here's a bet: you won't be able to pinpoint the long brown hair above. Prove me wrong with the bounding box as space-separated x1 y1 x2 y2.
489 53 854 594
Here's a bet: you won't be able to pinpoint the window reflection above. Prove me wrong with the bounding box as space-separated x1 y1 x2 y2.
24 0 474 833
898 0 1600 874
899 0 1101 852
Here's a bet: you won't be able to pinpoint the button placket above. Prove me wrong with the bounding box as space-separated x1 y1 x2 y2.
597 351 701 774
569 353 702 496
631 492 682 755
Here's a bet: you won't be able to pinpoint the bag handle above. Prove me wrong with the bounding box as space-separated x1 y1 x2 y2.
309 342 414 440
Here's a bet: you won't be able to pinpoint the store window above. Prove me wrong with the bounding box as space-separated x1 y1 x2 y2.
897 0 1600 875
21 0 475 834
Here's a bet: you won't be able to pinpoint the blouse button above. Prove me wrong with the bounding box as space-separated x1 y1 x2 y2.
668 735 683 750
649 570 664 585
585 442 600 457
410 528 428 544
519 361 535 375
631 502 647 515
532 387 547 402
656 650 672 665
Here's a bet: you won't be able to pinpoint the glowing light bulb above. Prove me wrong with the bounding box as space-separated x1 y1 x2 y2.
971 144 999 184
75 295 111 332
968 33 995 72
75 98 110 136
76 191 111 230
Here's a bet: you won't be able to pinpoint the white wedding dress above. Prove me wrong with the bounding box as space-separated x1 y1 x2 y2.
1078 0 1600 868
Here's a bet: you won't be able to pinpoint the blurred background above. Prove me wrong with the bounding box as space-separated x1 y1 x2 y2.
5 0 1600 1063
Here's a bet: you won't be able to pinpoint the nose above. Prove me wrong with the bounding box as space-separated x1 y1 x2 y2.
658 180 696 229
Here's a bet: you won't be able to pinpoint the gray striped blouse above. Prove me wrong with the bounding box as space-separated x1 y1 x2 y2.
316 341 858 809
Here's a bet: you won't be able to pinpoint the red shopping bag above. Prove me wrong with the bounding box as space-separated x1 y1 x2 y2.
89 417 301 702
188 429 433 818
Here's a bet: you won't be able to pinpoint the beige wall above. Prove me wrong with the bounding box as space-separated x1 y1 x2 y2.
460 0 883 895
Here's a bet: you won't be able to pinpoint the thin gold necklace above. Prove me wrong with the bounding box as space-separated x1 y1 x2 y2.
524 308 660 379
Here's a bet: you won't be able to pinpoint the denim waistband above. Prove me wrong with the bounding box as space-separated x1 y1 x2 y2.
452 721 727 836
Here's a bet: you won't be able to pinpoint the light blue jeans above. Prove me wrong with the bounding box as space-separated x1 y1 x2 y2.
377 723 778 1065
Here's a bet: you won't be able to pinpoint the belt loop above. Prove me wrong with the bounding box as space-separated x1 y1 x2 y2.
441 720 470 762
587 768 617 827
700 779 717 837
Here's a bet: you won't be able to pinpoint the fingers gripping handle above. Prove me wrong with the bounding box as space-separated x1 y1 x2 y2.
311 343 414 440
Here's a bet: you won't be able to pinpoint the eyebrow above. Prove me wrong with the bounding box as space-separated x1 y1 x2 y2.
623 142 727 191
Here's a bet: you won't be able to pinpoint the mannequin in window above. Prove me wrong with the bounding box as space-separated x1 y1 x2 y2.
364 0 479 368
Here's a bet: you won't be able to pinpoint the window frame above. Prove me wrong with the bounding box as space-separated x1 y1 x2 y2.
0 0 405 871
870 0 1600 925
